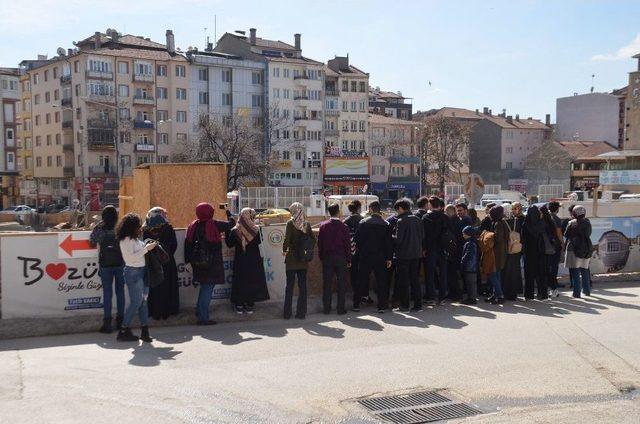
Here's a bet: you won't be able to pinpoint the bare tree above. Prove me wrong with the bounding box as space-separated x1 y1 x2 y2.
524 139 573 184
419 116 471 194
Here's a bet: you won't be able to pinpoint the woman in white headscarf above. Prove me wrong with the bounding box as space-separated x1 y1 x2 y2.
564 205 592 298
226 208 269 314
282 202 315 319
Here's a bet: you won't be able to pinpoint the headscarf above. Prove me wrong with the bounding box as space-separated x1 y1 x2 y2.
501 203 513 220
186 202 221 243
234 208 259 251
572 205 586 218
101 205 118 230
145 206 168 230
489 205 504 222
289 202 307 232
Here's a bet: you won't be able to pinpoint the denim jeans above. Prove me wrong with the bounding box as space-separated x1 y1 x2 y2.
570 268 591 296
284 270 307 318
425 251 447 301
122 266 148 328
487 271 504 298
99 266 125 320
196 283 215 322
462 272 478 301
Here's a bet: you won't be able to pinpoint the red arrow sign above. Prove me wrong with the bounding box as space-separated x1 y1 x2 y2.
59 234 96 256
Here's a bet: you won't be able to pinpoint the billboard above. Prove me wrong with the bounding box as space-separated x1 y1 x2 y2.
599 170 640 185
324 158 369 176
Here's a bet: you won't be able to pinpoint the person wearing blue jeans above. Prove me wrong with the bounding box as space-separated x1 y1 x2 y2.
425 251 448 303
196 282 215 322
570 268 591 297
122 266 149 330
99 266 125 328
487 271 504 300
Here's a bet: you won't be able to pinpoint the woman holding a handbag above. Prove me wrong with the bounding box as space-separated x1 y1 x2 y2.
501 203 524 300
282 202 315 320
226 208 270 314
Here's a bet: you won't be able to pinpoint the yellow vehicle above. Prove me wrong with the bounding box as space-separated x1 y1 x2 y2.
255 208 291 225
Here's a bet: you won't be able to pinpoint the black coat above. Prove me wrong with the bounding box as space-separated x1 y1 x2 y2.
143 224 180 318
355 214 393 263
184 217 234 285
394 212 424 260
423 209 446 251
225 228 270 305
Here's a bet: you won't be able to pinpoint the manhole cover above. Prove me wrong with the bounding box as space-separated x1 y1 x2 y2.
357 390 482 423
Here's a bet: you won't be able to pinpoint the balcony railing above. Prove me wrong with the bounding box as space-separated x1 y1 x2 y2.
133 95 155 105
63 142 74 152
88 140 116 150
87 93 116 104
293 74 310 80
63 166 74 177
135 143 156 152
324 129 339 136
133 120 155 129
325 110 339 116
325 90 338 97
294 95 309 100
89 166 117 177
390 155 419 164
86 70 113 80
133 73 154 83
60 75 71 84
87 119 115 129
62 120 73 129
61 97 72 107
307 160 322 168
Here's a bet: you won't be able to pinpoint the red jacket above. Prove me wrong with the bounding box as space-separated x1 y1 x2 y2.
318 218 352 262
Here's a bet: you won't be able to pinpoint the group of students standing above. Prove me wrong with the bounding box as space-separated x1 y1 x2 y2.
90 202 270 342
282 196 595 319
89 195 594 342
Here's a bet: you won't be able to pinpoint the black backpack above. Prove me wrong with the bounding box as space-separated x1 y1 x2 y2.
99 229 124 267
440 227 458 258
295 227 315 262
190 231 214 269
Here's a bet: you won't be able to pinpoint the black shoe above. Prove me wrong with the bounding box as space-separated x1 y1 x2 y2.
116 328 139 342
583 292 591 297
235 305 245 315
337 310 347 315
99 318 112 334
197 320 217 326
140 326 153 343
461 299 477 305
497 297 505 304
244 305 254 315
377 308 386 314
362 296 374 305
573 294 581 298
352 306 360 312
294 314 306 319
484 295 496 303
115 315 123 330
489 298 499 305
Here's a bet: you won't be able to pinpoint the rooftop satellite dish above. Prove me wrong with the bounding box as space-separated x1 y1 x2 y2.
56 47 66 56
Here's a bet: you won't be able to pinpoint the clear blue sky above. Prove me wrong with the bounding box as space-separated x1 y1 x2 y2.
2 0 639 121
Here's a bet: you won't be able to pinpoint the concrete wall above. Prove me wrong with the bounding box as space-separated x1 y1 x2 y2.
556 93 619 144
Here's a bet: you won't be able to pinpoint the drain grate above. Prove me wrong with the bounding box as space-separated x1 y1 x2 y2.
357 390 481 423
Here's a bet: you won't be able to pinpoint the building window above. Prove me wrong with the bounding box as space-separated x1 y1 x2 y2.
342 101 348 112
272 67 280 78
273 88 280 98
199 68 209 81
157 110 168 122
176 111 187 122
359 101 366 112
222 93 232 106
342 80 348 92
282 151 290 160
55 112 60 123
55 134 61 145
342 120 348 131
283 68 290 78
119 108 130 120
505 162 513 169
47 156 52 167
35 115 40 126
199 92 209 105
54 89 59 101
36 157 42 167
118 61 128 74
359 81 366 92
34 94 40 105
359 121 365 132
295 151 302 160
351 101 356 112
350 120 357 132
118 84 129 97
506 146 513 154
159 133 169 144
175 65 185 77
251 94 263 107
176 88 187 100
56 156 62 167
157 64 167 76
251 72 262 85
351 81 357 92
156 87 168 99
283 89 290 99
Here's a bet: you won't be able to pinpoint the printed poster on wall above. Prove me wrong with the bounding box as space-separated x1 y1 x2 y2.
1 225 287 319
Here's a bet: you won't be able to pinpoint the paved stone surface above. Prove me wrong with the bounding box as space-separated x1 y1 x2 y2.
1 282 639 423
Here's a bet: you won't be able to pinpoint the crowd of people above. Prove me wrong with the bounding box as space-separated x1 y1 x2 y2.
88 195 593 343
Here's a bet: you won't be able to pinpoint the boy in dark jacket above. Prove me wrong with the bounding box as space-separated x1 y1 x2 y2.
318 203 352 314
460 226 479 305
344 200 364 306
393 198 425 312
423 196 448 304
355 201 392 312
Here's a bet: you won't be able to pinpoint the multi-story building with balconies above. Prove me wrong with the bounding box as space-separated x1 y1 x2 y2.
214 28 325 189
17 29 189 207
323 56 370 194
369 87 413 121
0 67 21 207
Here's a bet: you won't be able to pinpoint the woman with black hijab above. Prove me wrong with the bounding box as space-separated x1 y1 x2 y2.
522 205 548 300
502 203 524 300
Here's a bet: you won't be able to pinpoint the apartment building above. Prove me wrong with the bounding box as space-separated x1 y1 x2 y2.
323 56 369 194
470 111 551 190
369 114 418 201
186 46 266 143
369 87 413 121
625 54 640 151
0 68 20 207
18 29 189 207
214 28 325 189
556 92 620 147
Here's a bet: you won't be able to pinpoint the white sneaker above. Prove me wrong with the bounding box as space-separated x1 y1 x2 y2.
552 289 559 298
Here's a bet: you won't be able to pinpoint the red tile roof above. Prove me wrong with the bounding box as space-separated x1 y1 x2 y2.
555 140 618 159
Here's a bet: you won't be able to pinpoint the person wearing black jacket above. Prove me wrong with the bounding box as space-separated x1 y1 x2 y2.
344 200 364 307
355 201 392 312
522 205 548 300
423 196 448 304
394 198 425 312
564 205 592 297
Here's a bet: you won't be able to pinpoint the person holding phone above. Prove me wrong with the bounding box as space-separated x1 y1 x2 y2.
184 202 235 325
116 213 157 342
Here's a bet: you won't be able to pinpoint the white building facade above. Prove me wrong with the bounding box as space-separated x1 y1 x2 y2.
556 92 620 146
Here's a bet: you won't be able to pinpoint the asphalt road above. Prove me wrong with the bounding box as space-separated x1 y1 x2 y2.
1 282 639 423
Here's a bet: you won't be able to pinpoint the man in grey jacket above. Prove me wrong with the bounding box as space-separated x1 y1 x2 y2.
393 198 425 312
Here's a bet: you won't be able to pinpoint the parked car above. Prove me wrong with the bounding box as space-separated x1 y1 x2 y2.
255 208 291 225
0 205 36 216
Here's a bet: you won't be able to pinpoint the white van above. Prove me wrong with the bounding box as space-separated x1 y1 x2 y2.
327 194 380 216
